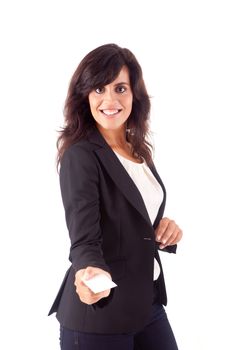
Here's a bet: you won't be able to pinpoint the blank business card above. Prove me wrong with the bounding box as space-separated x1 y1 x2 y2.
82 274 117 294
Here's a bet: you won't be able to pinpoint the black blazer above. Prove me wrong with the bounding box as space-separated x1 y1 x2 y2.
48 127 176 334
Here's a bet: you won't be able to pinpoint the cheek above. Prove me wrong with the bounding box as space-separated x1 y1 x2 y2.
88 96 98 114
125 96 133 111
89 106 98 120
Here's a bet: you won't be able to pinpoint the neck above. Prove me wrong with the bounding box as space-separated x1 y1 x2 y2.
96 124 128 148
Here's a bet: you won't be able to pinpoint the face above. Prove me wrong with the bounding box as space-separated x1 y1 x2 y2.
88 66 133 133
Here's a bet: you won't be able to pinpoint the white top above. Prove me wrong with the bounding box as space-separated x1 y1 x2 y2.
113 151 164 280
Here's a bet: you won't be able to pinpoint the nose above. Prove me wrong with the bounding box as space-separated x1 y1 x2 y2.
103 87 116 102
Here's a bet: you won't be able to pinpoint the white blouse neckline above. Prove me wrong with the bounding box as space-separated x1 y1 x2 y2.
113 151 144 165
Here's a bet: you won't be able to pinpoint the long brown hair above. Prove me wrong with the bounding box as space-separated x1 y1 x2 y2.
56 43 153 168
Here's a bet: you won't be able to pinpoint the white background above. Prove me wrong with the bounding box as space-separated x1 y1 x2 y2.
0 0 232 349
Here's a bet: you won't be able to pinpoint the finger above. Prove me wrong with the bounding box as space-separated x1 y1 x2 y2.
75 276 91 291
75 283 90 298
82 266 97 281
158 220 177 244
101 288 111 298
159 232 176 249
79 289 110 305
155 217 170 241
168 229 183 246
160 229 183 248
164 225 180 245
78 286 96 302
75 273 96 295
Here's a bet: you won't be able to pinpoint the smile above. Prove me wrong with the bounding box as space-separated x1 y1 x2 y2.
100 109 122 117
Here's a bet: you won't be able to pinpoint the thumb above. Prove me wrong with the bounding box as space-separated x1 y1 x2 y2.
83 266 96 281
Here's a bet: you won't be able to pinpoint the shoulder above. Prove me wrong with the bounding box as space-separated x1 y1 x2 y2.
62 140 96 162
60 140 99 175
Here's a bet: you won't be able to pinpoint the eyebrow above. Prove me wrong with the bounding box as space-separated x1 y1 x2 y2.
114 82 130 86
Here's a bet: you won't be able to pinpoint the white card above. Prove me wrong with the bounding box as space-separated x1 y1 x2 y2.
82 274 117 293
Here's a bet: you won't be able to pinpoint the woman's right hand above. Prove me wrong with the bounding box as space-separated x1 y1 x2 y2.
74 266 111 305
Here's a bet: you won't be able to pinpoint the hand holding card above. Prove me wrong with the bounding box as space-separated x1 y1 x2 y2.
82 274 117 294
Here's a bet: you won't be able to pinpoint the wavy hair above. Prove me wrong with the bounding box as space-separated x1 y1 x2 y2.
56 43 153 168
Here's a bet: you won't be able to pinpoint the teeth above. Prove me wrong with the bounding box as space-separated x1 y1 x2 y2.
102 109 119 115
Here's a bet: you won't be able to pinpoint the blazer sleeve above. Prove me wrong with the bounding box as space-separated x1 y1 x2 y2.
59 144 110 274
158 244 177 254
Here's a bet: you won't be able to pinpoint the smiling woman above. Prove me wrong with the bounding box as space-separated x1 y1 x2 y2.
49 43 182 350
56 43 153 166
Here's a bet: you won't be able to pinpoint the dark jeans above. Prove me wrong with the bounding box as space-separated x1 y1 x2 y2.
59 303 179 350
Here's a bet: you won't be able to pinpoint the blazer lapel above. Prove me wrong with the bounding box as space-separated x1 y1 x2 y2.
97 147 153 226
148 162 166 229
87 127 166 228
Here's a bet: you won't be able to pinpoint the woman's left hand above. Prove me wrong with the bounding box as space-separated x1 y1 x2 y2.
155 217 183 249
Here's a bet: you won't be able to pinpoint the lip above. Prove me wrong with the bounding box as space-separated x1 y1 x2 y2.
100 109 122 117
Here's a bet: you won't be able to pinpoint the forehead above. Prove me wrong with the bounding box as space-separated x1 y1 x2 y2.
111 66 130 84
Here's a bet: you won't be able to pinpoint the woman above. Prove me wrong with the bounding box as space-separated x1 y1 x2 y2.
48 43 183 350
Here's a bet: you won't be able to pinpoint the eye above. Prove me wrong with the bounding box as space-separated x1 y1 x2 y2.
95 87 104 94
116 85 126 93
